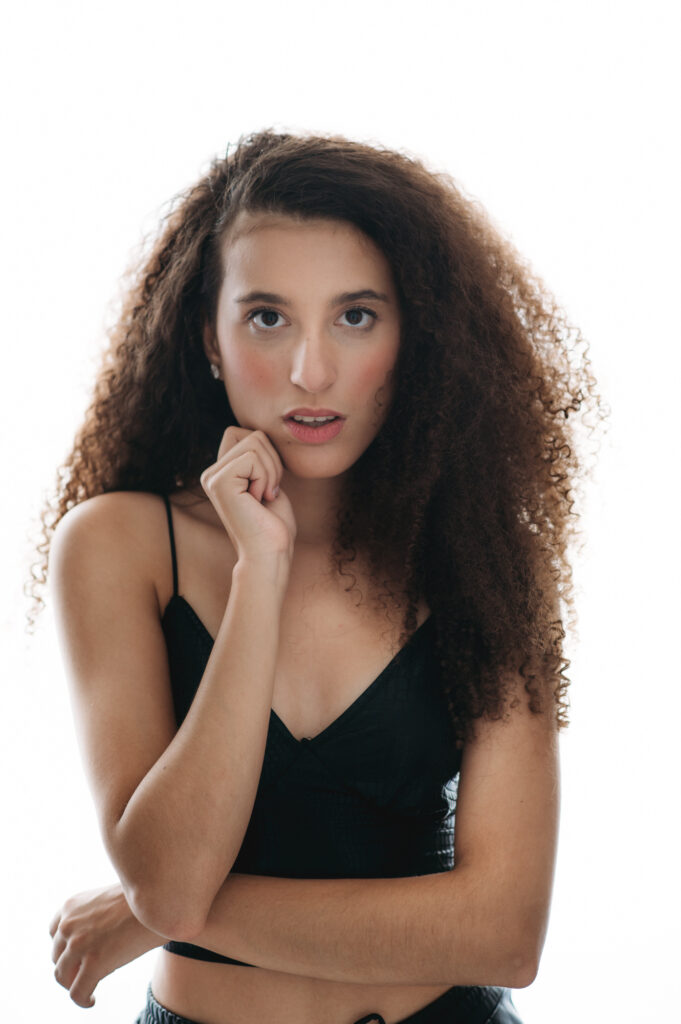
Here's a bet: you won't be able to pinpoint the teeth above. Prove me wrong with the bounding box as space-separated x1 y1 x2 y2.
292 415 336 423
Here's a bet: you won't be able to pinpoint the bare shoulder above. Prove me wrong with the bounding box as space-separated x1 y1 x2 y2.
51 489 167 556
50 490 172 612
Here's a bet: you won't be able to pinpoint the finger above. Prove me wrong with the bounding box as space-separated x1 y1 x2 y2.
211 429 276 473
202 451 265 504
216 426 251 462
201 430 253 490
51 931 67 965
230 431 283 501
48 909 62 938
233 451 269 504
70 957 97 1009
251 429 284 472
204 431 282 502
54 949 80 991
248 434 281 501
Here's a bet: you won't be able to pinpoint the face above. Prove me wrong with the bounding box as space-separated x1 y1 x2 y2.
205 212 402 479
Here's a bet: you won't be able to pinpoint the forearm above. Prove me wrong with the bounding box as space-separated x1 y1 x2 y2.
112 560 288 936
194 869 529 988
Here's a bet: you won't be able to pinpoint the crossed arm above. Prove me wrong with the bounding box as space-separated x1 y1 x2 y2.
51 692 560 1006
49 496 560 1006
196 699 559 987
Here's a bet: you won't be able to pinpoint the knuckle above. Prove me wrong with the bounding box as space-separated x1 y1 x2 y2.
256 431 275 453
235 450 256 468
248 430 267 450
221 425 244 447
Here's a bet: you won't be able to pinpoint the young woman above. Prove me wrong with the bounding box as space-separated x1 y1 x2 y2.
39 130 603 1024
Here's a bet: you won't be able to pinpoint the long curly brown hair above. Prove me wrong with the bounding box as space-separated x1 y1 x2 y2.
27 128 607 745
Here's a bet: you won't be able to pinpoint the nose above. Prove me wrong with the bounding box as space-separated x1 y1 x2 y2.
289 332 337 393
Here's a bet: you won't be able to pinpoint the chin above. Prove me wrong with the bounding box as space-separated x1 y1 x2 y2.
281 451 354 480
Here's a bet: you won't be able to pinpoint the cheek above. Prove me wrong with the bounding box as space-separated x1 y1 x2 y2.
225 348 278 392
355 349 398 401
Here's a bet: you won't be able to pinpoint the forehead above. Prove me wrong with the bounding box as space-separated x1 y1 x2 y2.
220 212 394 289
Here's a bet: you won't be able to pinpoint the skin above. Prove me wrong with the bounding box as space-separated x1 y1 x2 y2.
49 214 560 1023
206 211 403 545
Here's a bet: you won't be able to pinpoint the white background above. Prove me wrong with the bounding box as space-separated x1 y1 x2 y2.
2 1 679 1021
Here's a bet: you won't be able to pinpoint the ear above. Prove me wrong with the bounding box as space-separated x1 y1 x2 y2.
202 321 220 365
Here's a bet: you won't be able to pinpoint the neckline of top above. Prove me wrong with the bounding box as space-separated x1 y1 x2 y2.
162 593 434 745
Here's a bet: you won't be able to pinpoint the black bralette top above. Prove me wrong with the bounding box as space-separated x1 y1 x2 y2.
159 496 461 967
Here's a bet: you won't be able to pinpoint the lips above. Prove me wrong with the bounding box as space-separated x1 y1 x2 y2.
284 407 345 419
283 416 346 443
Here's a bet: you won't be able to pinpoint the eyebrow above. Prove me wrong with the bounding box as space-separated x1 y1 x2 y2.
234 288 391 306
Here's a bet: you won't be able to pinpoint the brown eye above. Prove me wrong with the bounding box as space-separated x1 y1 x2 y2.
248 309 283 329
340 307 376 328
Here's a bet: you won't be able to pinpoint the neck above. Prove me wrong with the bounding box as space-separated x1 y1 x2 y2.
280 469 346 547
182 471 347 550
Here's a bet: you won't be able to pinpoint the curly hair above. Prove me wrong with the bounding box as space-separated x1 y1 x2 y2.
27 128 607 745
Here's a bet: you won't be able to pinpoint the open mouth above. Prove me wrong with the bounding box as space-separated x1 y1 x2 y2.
287 416 340 426
284 416 345 443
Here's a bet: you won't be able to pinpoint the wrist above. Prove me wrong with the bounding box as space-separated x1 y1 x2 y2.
233 553 291 595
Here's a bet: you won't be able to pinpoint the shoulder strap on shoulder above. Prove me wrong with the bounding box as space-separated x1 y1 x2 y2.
162 495 179 597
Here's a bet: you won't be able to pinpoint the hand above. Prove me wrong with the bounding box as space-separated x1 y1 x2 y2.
200 426 297 566
49 883 163 1008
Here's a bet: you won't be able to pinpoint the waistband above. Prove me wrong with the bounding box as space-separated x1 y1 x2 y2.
393 983 505 1023
137 982 508 1024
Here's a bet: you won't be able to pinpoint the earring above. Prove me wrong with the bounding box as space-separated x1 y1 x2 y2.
209 362 222 380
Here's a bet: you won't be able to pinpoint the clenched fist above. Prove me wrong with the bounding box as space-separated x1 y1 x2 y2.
200 426 297 567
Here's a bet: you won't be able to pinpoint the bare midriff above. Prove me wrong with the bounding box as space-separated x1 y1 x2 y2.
151 953 454 1024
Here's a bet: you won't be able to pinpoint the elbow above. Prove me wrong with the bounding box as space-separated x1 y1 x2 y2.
506 948 540 989
504 925 544 988
500 891 550 988
126 883 209 942
107 824 220 941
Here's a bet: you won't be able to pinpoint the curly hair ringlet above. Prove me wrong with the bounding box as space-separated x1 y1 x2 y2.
26 127 608 746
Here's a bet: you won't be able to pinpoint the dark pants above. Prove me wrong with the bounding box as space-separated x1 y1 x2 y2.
135 982 523 1023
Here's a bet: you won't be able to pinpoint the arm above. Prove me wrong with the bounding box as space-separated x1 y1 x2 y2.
50 490 289 939
51 675 558 1003
193 677 560 988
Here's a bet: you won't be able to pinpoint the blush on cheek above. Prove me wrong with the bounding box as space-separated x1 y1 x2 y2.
222 348 279 429
228 349 278 388
356 353 396 405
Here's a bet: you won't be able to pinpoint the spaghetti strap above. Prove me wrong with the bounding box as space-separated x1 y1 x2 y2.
162 495 179 597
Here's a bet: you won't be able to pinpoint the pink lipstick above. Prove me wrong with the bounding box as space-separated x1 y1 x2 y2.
283 408 345 444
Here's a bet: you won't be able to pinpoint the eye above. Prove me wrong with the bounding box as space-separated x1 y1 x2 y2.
339 306 377 329
246 308 285 330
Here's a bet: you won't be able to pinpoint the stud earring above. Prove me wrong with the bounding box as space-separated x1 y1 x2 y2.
209 362 222 380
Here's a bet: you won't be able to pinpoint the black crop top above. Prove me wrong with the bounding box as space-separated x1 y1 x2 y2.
159 496 461 967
